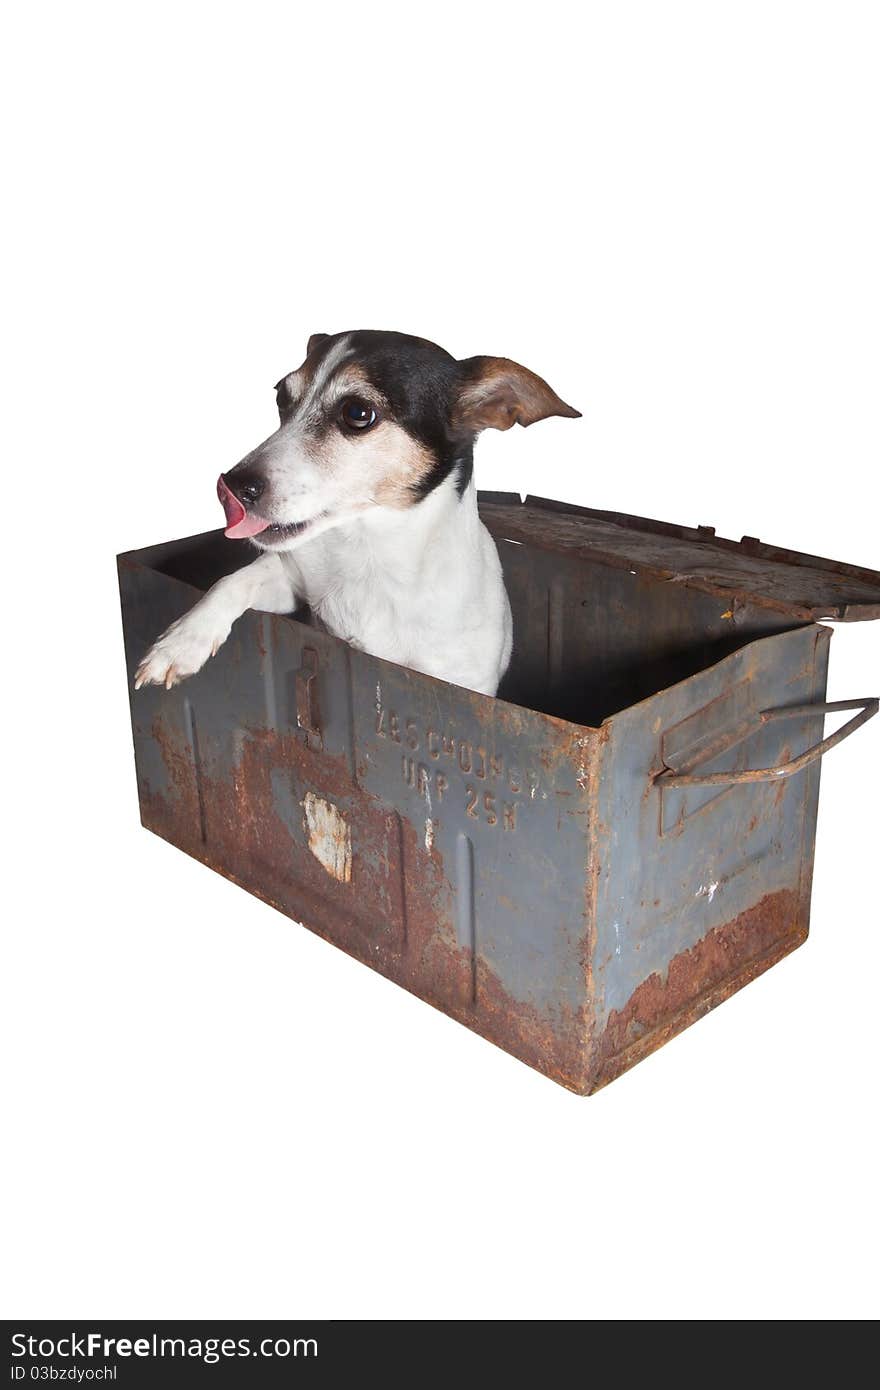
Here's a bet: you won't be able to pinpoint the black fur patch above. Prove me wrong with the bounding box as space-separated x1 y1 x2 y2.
299 329 476 499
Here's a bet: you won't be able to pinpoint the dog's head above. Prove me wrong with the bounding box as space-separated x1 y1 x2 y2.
217 330 580 549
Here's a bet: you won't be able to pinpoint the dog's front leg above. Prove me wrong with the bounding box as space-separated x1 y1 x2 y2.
135 553 299 690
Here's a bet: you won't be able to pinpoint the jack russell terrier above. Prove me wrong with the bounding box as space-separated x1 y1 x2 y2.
135 330 580 697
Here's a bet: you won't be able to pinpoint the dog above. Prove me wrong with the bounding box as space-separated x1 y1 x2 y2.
135 330 579 697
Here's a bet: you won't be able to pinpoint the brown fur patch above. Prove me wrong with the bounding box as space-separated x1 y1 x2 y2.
370 423 435 508
325 362 384 408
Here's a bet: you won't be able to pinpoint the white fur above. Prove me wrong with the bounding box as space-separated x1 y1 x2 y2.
135 476 513 697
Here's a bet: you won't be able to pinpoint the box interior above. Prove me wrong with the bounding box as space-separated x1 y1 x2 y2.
140 529 795 727
493 536 793 724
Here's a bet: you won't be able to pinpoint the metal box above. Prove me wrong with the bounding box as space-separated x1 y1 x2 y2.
118 494 879 1093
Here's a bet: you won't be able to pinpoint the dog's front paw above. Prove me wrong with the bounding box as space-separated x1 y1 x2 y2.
134 612 230 690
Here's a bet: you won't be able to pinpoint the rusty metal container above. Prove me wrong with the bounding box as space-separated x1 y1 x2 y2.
118 494 879 1093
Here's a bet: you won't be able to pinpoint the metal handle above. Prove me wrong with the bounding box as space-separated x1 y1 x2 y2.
655 697 878 788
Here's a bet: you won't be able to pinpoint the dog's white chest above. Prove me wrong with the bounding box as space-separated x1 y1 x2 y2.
286 490 512 695
317 574 415 662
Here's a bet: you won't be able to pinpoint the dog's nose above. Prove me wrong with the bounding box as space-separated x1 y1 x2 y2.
223 469 265 506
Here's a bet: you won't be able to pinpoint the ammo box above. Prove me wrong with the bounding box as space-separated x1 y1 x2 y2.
118 494 879 1093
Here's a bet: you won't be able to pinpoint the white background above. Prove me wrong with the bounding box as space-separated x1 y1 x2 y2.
4 1 878 1321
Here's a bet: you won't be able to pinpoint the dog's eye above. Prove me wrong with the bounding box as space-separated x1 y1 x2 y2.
340 397 378 432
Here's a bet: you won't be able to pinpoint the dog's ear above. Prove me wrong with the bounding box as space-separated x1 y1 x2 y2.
307 332 331 357
453 356 581 432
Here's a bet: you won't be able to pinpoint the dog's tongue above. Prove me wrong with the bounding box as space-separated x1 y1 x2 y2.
217 475 271 539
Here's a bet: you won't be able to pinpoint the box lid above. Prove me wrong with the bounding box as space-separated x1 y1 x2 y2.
478 492 880 623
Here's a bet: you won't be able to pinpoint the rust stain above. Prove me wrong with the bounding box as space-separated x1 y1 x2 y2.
590 887 804 1092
